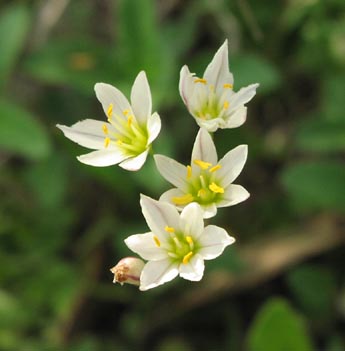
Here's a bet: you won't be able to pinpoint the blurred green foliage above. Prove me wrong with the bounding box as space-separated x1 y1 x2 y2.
0 0 344 350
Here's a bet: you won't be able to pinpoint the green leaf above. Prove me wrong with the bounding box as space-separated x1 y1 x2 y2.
286 264 337 321
322 75 345 121
247 298 314 351
0 99 51 160
280 161 345 213
295 118 345 153
231 54 281 94
0 4 30 89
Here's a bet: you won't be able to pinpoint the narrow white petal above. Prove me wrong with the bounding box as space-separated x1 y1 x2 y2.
191 128 218 165
179 254 204 281
147 112 161 144
221 106 247 129
119 149 149 171
57 120 111 149
130 71 152 125
154 155 189 190
229 83 259 112
77 148 127 167
140 195 181 237
139 259 179 291
217 145 248 186
217 184 250 207
124 232 167 260
94 82 131 118
203 40 234 91
198 225 235 259
159 188 189 211
200 203 218 219
180 203 204 239
179 65 195 108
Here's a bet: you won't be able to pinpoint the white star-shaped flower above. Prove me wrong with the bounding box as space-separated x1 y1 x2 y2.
125 195 235 291
57 71 161 171
154 128 249 218
179 40 259 132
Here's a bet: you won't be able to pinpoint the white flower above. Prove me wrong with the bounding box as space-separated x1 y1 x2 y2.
125 195 235 291
154 128 249 219
110 257 145 286
179 40 259 132
57 71 161 171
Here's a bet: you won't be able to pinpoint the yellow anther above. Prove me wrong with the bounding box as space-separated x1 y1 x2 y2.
165 226 175 233
127 115 133 127
209 182 224 194
223 83 233 89
172 193 194 206
193 159 212 170
223 101 230 110
104 137 110 148
107 103 113 118
187 165 192 179
116 140 123 146
185 236 193 245
123 109 130 116
197 189 206 197
102 124 108 134
194 78 207 84
153 235 161 247
209 164 222 172
182 251 193 265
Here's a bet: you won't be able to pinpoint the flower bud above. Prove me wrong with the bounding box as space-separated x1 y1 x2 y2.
110 257 145 286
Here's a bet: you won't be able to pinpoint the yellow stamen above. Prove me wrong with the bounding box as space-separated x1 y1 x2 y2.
194 78 207 84
197 189 206 197
102 124 108 134
153 235 161 247
223 101 229 110
193 159 212 170
209 182 224 194
187 165 192 179
127 115 133 127
185 236 193 245
104 137 110 148
116 140 123 146
107 104 113 118
209 164 221 172
165 226 175 233
182 251 193 265
172 193 194 206
123 109 130 116
223 83 233 89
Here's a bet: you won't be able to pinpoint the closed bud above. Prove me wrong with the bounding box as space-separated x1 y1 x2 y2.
110 257 145 286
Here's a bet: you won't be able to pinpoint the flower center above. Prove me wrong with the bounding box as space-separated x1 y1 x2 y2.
193 79 232 120
172 160 224 206
102 104 148 155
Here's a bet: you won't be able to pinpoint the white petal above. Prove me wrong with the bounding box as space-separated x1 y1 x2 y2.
203 40 234 91
140 195 181 237
57 120 111 149
180 203 204 239
198 225 235 259
124 232 167 260
179 65 195 109
200 202 218 219
130 71 152 125
195 117 222 133
191 128 218 165
139 259 179 291
179 254 204 281
217 184 250 207
94 82 132 118
77 148 127 167
217 145 248 186
154 155 189 190
221 106 247 129
119 149 149 171
147 112 161 144
229 83 259 112
159 188 188 211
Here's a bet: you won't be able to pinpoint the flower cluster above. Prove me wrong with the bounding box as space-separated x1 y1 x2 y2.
58 40 258 291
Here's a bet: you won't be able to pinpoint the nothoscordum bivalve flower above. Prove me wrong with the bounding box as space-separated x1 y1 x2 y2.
154 128 249 218
179 40 259 132
57 71 161 171
125 195 235 291
110 257 145 286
